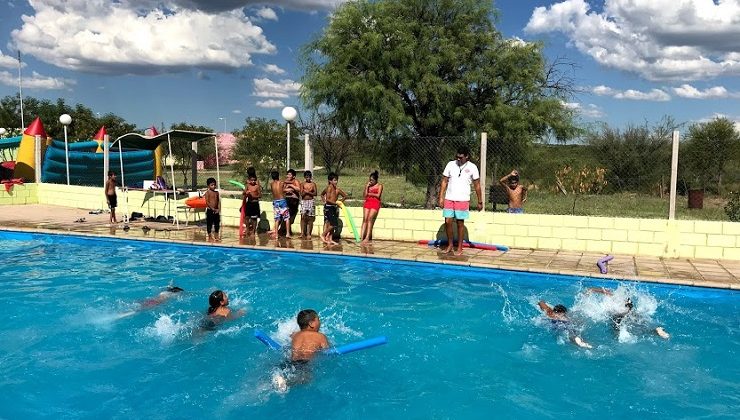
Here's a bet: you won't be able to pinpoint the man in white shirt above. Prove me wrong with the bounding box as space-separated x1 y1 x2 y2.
438 146 483 255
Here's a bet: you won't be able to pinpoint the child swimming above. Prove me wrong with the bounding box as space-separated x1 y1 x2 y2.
272 309 330 392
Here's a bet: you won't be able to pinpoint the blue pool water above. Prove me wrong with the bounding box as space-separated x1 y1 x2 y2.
1 231 738 418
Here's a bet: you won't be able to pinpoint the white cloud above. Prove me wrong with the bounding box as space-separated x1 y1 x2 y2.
256 99 285 108
672 84 738 99
0 50 23 69
10 1 276 75
563 101 605 118
697 113 740 132
255 7 278 21
252 77 301 98
0 70 75 90
165 0 344 12
232 109 242 114
262 64 286 74
591 85 671 101
525 0 740 81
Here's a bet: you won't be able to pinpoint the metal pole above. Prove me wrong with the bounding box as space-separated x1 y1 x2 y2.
18 51 24 130
34 134 41 182
304 133 312 171
668 130 680 220
286 121 291 170
214 135 221 190
480 132 487 211
63 125 70 185
103 134 109 187
167 133 179 229
118 139 128 223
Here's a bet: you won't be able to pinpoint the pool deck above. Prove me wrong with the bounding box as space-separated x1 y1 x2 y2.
1 204 738 290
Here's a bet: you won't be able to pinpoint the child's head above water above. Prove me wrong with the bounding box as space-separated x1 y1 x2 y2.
208 290 228 314
553 304 567 314
297 309 320 331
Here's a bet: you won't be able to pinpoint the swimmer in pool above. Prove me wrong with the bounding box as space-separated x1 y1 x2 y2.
116 286 184 319
199 290 245 330
586 288 670 339
272 309 330 392
537 301 593 349
140 286 184 309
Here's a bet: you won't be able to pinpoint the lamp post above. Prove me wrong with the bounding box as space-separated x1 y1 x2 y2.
281 106 297 169
0 128 6 138
59 114 72 185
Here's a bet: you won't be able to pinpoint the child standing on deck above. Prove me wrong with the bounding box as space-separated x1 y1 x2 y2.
271 171 290 238
284 169 301 236
300 170 317 239
204 177 221 242
242 167 262 236
320 172 348 245
105 171 118 224
361 170 383 243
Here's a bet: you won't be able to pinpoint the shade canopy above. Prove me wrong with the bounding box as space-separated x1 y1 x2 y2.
111 130 217 150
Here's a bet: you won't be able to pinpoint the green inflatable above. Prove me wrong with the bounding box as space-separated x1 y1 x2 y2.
337 202 360 242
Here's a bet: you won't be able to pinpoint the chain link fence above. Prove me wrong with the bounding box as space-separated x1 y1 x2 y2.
25 122 739 222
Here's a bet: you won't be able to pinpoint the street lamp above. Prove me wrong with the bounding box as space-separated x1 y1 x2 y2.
0 128 6 138
59 114 72 185
281 106 297 169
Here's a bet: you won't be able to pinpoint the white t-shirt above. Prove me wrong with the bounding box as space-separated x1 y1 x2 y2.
442 160 480 202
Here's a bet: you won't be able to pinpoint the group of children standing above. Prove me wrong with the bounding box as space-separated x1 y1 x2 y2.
234 167 384 245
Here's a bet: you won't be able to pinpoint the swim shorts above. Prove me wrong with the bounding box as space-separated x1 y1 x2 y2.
273 198 290 222
107 194 117 209
442 199 469 220
324 204 339 226
507 207 524 214
301 199 315 217
245 200 260 219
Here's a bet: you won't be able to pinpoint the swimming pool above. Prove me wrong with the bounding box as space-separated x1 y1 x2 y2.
1 230 738 418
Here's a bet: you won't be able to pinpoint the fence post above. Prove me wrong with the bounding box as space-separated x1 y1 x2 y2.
480 132 487 211
304 133 313 171
669 130 680 220
103 134 109 187
191 141 198 191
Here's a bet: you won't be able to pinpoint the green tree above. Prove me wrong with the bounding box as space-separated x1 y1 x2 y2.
301 0 577 207
169 122 215 187
232 118 287 181
682 117 740 193
587 117 677 193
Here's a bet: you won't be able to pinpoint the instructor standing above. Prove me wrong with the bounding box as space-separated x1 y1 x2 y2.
438 146 482 255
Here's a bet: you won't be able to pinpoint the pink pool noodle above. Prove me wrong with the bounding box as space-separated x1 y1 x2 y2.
597 255 614 274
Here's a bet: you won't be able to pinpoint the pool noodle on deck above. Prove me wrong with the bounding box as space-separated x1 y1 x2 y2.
419 239 509 252
254 329 387 355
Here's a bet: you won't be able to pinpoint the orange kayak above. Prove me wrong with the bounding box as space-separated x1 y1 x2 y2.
185 196 207 209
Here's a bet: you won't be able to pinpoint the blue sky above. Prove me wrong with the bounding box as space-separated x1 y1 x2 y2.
0 0 739 134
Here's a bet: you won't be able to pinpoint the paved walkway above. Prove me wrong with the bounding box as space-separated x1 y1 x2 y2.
1 204 738 290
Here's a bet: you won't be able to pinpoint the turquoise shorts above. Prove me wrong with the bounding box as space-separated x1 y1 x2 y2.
442 200 469 220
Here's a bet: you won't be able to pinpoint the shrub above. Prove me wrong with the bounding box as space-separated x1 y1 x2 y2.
725 192 740 222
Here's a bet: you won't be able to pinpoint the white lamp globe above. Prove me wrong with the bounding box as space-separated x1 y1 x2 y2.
59 114 72 125
281 106 297 122
0 128 6 136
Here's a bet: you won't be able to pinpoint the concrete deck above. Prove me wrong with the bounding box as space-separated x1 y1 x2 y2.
1 204 738 290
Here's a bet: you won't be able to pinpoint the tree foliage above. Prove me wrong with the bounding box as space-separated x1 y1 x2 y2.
0 95 135 140
168 122 215 187
231 118 287 182
587 118 677 193
682 117 740 193
301 0 577 207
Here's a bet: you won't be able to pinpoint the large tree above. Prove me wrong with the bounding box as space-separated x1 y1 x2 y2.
301 0 576 207
682 117 740 193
